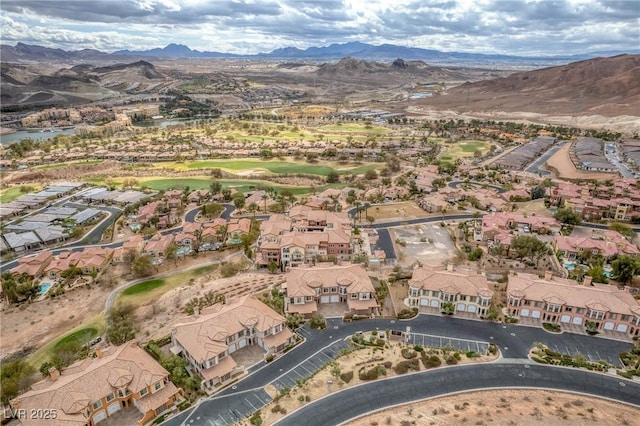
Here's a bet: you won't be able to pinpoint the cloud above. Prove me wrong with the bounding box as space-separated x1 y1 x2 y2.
0 0 638 55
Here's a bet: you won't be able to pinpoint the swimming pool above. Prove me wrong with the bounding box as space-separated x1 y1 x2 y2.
563 262 575 271
39 283 52 295
176 247 191 255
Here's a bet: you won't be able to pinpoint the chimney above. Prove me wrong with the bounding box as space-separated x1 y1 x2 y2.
544 271 553 281
446 263 454 272
49 367 60 382
583 276 593 286
95 348 103 359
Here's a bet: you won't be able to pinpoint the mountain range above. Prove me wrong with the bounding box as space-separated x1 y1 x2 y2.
2 41 638 65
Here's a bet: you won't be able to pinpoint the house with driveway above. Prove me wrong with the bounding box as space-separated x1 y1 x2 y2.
284 263 379 317
170 295 294 394
506 271 640 337
407 265 494 317
10 341 183 426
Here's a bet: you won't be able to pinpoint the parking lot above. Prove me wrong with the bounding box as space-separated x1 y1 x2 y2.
408 333 490 354
546 341 623 367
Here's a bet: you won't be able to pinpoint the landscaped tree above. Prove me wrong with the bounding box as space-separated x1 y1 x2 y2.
611 255 640 285
441 301 455 315
326 170 340 183
210 180 222 195
247 202 259 217
1 359 35 405
201 202 224 219
267 260 279 274
554 207 582 226
107 303 136 345
232 194 246 210
530 185 546 200
609 222 635 239
132 254 154 277
510 235 548 266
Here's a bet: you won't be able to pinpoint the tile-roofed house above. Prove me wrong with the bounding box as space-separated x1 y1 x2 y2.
143 234 175 259
407 265 494 317
507 271 640 337
554 230 638 261
10 341 182 426
170 296 294 394
11 250 53 279
285 263 378 316
226 218 251 241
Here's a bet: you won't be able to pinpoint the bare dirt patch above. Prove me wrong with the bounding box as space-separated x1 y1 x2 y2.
546 142 615 181
391 224 458 267
367 202 430 221
135 271 285 341
347 389 639 426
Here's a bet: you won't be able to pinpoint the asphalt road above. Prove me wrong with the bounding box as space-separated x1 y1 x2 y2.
275 363 640 426
162 315 634 426
525 141 567 175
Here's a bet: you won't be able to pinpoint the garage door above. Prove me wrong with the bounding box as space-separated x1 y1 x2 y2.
456 303 466 312
320 296 330 304
93 410 107 424
330 295 340 303
572 317 583 325
467 305 476 313
617 324 628 333
420 298 429 306
531 310 541 319
604 322 615 330
430 300 439 308
107 402 121 416
520 309 529 317
560 315 571 323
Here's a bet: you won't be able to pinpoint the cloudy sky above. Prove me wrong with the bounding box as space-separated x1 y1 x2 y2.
1 0 638 56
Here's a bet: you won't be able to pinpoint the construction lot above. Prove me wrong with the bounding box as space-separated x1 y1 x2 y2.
390 223 458 267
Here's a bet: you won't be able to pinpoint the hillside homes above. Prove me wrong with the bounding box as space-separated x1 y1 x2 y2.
407 265 494 317
284 263 379 316
10 342 182 426
257 208 354 270
507 272 640 337
170 296 294 394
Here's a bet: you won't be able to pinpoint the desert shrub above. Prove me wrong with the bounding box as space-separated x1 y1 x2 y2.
446 355 458 365
394 359 419 374
382 361 393 368
340 371 354 383
423 355 442 369
453 352 461 360
397 308 419 319
401 348 417 359
413 345 424 352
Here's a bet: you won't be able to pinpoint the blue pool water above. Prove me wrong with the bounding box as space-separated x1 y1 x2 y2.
176 247 191 255
39 283 52 295
564 262 575 271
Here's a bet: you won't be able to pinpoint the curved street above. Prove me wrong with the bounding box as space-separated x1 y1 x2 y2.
275 362 640 426
162 315 635 426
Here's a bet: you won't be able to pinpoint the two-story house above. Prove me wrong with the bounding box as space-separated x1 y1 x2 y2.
170 296 294 394
407 265 494 317
285 263 379 316
10 341 182 426
506 271 640 337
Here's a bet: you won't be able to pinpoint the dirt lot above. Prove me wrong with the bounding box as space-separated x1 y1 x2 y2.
367 202 430 222
546 142 615 181
391 223 458 267
348 389 639 426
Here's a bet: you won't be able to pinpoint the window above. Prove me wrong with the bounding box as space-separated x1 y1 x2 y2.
565 306 572 312
323 288 329 293
331 287 338 293
609 312 618 320
139 388 148 397
432 291 439 298
305 296 313 301
117 389 125 398
351 293 358 299
92 400 102 410
105 393 115 403
155 382 162 391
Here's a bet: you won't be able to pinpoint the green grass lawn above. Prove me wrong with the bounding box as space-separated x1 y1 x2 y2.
27 314 106 368
121 279 165 296
0 186 40 203
154 158 380 177
439 140 491 164
318 124 389 134
54 327 98 348
134 176 345 196
117 264 218 306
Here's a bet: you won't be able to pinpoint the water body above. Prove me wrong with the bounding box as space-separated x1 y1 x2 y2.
0 128 75 145
133 118 209 128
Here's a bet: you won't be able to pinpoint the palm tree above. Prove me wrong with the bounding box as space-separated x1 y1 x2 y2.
261 193 268 213
247 203 259 218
